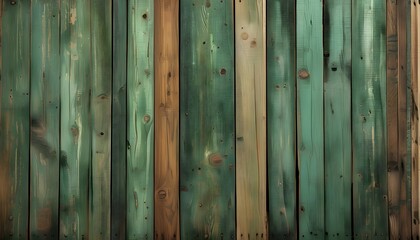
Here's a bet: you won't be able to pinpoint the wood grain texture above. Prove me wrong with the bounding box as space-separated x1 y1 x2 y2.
154 0 180 239
296 0 324 238
126 0 154 238
59 0 91 238
323 0 352 238
111 0 127 238
0 1 31 238
30 0 60 238
266 0 296 238
90 0 112 238
235 0 267 239
180 0 235 238
352 0 388 238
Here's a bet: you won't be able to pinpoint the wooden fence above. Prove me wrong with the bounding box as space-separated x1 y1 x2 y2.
0 0 418 239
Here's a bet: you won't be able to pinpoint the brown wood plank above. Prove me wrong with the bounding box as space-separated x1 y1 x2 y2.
413 0 419 238
154 0 180 239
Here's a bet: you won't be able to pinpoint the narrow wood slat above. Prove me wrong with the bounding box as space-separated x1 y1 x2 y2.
126 0 154 238
352 0 388 238
154 0 180 239
266 0 296 238
323 0 352 238
416 1 420 236
180 0 235 238
30 0 60 238
59 0 91 237
296 0 324 238
0 1 31 238
111 0 128 238
235 0 267 239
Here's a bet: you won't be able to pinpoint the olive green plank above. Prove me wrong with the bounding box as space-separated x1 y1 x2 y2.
323 0 352 239
296 0 324 238
30 0 60 238
180 0 235 239
111 0 127 238
352 0 388 238
266 0 296 238
0 1 30 239
59 0 91 238
235 0 267 239
90 0 112 238
126 0 154 238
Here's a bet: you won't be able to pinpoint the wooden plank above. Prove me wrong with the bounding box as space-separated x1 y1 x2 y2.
296 0 324 238
352 0 388 238
59 0 91 238
111 0 127 238
154 0 180 239
323 0 352 239
90 0 112 238
179 0 235 239
235 0 267 239
0 0 31 238
266 0 296 238
30 0 60 238
126 0 154 238
416 1 420 236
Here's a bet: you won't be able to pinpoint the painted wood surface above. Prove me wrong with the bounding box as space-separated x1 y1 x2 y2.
126 0 154 238
323 0 352 239
0 1 31 239
266 0 296 238
296 0 324 238
235 0 267 239
352 0 388 238
30 0 60 238
59 0 91 238
180 0 235 239
154 0 180 239
111 0 127 238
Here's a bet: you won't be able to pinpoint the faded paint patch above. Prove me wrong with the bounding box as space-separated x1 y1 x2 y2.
70 8 77 25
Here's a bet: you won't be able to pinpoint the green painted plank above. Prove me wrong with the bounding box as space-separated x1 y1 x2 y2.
296 0 324 238
111 0 127 238
323 0 352 239
352 0 388 238
59 0 91 238
235 0 267 238
90 0 112 238
266 0 296 238
30 0 60 238
180 0 235 239
0 1 31 239
126 0 154 238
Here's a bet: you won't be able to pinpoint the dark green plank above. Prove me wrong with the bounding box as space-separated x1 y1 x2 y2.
59 0 91 238
323 0 352 239
296 0 324 238
0 1 31 239
126 0 154 238
111 0 127 238
352 0 388 238
266 0 296 238
30 0 60 238
180 0 235 239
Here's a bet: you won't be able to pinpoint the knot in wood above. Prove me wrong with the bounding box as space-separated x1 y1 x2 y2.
158 190 167 199
298 69 310 79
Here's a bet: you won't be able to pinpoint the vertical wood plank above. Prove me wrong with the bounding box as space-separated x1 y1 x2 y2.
126 0 154 238
180 0 235 238
266 0 296 238
90 0 112 238
154 0 180 239
352 0 388 238
235 0 267 239
111 0 127 238
323 0 352 238
296 0 324 238
0 0 31 238
416 0 420 236
30 0 60 238
59 0 91 238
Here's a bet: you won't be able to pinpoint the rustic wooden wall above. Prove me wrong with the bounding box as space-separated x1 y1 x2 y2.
0 0 416 239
